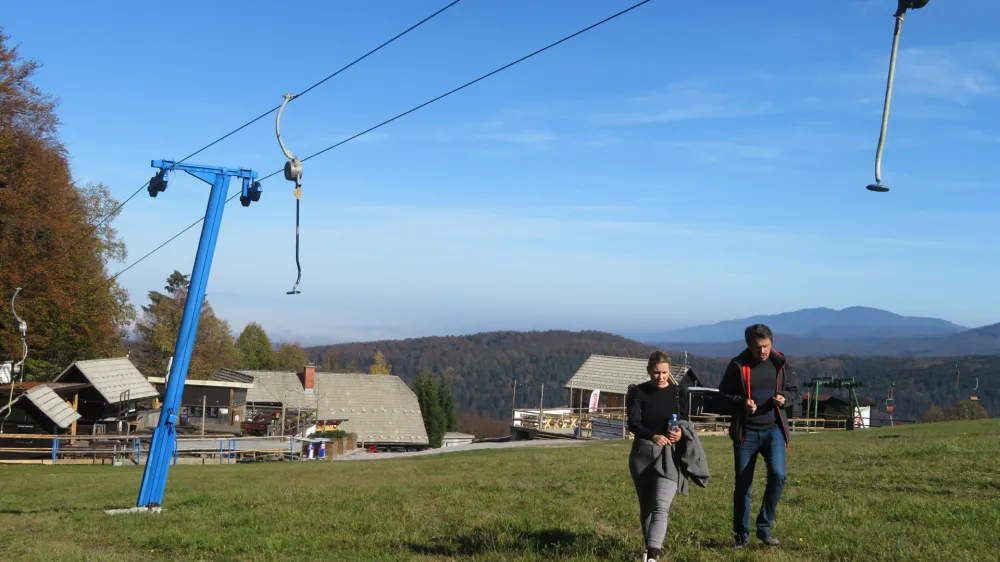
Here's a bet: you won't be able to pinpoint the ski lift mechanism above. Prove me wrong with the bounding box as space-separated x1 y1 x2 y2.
866 0 931 193
276 93 303 295
10 288 27 380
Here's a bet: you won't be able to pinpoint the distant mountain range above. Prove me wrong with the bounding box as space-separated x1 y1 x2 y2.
633 306 1000 357
632 307 968 343
306 328 998 426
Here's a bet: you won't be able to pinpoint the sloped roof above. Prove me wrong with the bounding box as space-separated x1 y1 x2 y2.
54 358 158 404
236 369 429 445
210 368 255 385
564 354 697 395
23 385 81 429
314 374 428 446
240 370 312 408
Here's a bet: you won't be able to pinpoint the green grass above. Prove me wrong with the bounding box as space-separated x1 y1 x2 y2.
1 420 998 561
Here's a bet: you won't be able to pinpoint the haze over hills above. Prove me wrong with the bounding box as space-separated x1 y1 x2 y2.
306 329 998 425
630 306 968 343
647 319 1000 358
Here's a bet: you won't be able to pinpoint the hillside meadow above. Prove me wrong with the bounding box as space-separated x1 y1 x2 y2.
0 420 997 561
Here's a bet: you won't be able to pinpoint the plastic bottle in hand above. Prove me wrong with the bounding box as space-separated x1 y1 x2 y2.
667 413 679 432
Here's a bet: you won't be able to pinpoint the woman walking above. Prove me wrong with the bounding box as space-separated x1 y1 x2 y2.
627 350 684 562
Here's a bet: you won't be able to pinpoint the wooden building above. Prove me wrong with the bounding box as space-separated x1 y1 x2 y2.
563 354 723 419
210 364 429 450
147 375 253 431
51 358 159 433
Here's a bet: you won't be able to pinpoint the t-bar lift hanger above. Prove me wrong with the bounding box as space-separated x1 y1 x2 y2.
276 93 303 294
866 0 931 193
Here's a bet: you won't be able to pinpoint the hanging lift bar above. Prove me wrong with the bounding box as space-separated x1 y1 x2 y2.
276 94 303 295
10 288 27 382
866 0 931 193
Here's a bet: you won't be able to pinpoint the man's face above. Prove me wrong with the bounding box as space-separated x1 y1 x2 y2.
750 338 772 362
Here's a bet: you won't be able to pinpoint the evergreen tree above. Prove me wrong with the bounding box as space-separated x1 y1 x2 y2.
414 371 446 447
134 270 237 379
438 377 458 432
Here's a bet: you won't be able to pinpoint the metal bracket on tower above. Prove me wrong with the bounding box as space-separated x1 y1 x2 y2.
128 159 260 512
866 0 931 193
276 93 303 295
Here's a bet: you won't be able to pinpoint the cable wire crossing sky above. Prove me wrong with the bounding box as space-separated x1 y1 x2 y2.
4 0 999 344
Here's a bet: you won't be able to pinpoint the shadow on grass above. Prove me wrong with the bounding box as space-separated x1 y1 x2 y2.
0 506 96 515
405 526 633 559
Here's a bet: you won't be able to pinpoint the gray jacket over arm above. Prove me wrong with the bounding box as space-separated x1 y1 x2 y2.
674 419 710 496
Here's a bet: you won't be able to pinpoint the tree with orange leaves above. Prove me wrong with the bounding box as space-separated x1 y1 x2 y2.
0 28 135 379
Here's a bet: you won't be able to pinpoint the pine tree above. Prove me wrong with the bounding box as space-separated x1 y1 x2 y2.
414 371 446 447
134 270 237 379
438 377 458 432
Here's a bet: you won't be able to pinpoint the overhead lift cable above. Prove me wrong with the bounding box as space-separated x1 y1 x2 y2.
19 0 464 289
104 0 655 285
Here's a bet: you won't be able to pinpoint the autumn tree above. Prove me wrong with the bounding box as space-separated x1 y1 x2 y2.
368 350 392 375
134 271 237 379
920 404 946 423
947 400 989 421
236 322 274 370
0 29 135 379
273 341 308 371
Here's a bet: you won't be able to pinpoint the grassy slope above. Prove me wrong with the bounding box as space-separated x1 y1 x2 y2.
1 420 998 561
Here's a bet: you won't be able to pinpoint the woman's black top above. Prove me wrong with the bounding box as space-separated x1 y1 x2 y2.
626 380 679 440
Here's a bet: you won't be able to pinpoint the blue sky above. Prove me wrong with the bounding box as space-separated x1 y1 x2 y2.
5 0 1000 344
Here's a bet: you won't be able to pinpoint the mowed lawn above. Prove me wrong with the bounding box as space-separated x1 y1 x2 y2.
1 420 998 562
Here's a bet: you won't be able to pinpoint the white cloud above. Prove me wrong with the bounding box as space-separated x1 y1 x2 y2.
593 81 774 126
478 129 557 150
895 42 1000 103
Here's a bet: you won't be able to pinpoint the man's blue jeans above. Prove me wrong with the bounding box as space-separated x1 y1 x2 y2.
733 425 787 535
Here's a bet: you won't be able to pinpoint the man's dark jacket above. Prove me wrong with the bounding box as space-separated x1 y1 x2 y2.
717 348 799 447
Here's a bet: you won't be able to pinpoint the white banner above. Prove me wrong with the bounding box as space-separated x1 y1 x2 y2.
854 406 871 429
588 389 601 412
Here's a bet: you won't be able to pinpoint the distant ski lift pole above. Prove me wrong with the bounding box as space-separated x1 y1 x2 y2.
276 93 303 295
866 0 931 193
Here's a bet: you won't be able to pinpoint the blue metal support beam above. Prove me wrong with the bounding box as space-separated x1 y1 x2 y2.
135 160 260 509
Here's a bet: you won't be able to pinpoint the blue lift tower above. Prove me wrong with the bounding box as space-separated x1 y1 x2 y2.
134 160 262 510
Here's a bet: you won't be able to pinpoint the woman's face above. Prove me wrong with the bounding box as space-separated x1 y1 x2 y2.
649 362 671 388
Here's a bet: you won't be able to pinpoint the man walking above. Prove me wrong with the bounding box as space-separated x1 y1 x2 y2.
718 324 798 548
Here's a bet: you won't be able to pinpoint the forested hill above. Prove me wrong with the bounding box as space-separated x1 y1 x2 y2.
307 330 998 422
307 331 657 419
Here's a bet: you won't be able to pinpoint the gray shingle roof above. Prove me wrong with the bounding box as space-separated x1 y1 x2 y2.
23 385 81 429
240 370 311 408
54 358 158 404
237 369 429 445
210 368 255 384
564 354 694 395
314 374 428 446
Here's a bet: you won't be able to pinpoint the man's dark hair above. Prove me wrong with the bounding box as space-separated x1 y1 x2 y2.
744 324 773 345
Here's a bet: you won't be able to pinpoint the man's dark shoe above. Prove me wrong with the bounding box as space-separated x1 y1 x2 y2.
756 530 780 546
733 533 750 549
